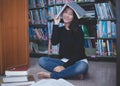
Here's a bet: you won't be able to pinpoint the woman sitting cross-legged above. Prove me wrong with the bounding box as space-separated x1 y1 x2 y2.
38 3 88 79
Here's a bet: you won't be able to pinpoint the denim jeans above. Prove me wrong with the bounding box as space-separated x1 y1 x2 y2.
39 56 88 79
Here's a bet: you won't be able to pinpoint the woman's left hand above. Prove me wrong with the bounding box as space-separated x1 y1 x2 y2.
53 66 65 72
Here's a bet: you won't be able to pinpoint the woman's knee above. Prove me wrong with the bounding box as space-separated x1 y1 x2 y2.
76 61 89 74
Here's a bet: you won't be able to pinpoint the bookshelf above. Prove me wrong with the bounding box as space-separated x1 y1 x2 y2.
0 0 29 74
28 0 117 62
29 0 49 56
116 0 120 86
93 0 116 61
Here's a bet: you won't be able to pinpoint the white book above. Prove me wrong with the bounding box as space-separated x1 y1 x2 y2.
97 3 104 19
107 21 112 38
3 76 28 83
1 81 35 86
106 40 110 56
98 21 102 37
31 79 74 86
101 3 108 19
5 70 28 76
56 1 87 19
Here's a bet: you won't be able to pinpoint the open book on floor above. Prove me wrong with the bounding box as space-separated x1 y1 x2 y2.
56 1 87 19
31 79 74 86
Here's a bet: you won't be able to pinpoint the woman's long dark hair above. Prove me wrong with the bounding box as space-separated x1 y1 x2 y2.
69 11 79 31
68 8 81 38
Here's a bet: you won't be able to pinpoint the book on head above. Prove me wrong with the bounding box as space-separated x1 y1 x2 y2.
56 1 87 19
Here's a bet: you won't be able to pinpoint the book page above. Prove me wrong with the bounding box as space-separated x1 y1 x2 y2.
31 79 74 86
31 79 56 86
55 79 74 86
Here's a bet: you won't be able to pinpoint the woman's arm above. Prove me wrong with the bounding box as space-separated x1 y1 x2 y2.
51 16 61 45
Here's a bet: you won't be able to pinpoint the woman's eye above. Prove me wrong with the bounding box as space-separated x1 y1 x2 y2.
69 14 73 15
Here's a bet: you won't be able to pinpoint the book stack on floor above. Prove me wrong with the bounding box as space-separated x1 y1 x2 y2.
0 70 35 86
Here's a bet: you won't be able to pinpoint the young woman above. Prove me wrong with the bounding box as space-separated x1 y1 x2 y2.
38 6 88 79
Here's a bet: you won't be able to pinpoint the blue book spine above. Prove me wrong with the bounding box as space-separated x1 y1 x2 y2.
102 21 108 38
29 27 35 39
109 40 113 56
111 22 116 38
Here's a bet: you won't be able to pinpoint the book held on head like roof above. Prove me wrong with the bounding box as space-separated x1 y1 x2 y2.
56 1 87 19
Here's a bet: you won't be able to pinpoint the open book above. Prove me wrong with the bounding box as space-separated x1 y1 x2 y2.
56 1 87 19
31 79 74 86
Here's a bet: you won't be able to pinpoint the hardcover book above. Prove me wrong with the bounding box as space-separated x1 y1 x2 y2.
1 69 34 86
56 1 87 19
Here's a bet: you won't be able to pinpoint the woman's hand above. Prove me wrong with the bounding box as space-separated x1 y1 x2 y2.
53 15 60 25
54 66 65 72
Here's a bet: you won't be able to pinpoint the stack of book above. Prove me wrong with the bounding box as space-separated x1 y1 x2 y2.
0 70 35 86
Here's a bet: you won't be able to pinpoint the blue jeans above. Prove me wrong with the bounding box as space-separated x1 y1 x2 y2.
39 56 88 79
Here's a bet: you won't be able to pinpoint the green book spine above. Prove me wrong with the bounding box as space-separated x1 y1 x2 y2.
81 25 89 37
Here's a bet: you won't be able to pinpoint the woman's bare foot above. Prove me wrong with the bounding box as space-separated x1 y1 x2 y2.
37 72 50 79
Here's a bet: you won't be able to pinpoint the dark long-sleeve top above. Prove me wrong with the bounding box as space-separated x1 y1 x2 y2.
51 25 87 68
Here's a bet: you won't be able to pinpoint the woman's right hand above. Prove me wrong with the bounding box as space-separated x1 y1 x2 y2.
53 15 60 25
53 66 65 72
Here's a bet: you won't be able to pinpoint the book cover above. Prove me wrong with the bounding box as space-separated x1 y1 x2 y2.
56 1 87 19
102 21 108 38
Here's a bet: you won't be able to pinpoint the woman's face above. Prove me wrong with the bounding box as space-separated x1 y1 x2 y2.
62 7 74 24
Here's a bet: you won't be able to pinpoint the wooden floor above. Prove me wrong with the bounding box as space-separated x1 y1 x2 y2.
28 57 116 86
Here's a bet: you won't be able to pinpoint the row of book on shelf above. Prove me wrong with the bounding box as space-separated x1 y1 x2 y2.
29 41 49 54
29 41 59 55
29 0 95 8
29 38 116 57
96 39 116 56
30 39 116 57
95 2 115 19
48 5 95 19
47 0 95 6
29 2 114 24
29 9 47 25
29 20 116 56
96 20 116 38
29 3 95 22
29 0 47 8
29 27 48 40
47 21 116 38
